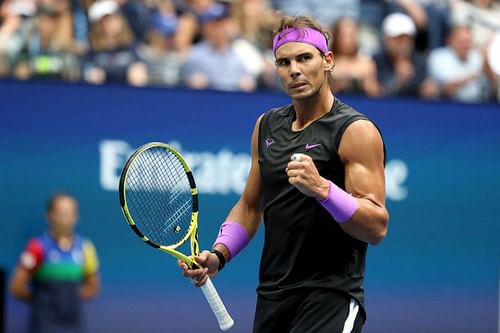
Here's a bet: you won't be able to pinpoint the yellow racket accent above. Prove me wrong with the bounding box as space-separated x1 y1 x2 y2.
118 142 234 331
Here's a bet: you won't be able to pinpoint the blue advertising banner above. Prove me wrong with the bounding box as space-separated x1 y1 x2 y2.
1 80 498 333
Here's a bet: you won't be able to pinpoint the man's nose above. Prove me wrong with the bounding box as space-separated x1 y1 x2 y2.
289 61 300 79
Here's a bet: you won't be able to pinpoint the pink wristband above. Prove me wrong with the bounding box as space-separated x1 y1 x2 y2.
317 181 358 224
213 221 250 260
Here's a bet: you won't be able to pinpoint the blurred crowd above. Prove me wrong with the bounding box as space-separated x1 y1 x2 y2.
0 0 499 103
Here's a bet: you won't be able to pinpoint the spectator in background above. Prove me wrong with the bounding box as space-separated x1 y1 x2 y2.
356 0 388 56
427 24 490 102
181 2 257 92
136 10 184 86
385 0 450 52
1 0 75 78
0 0 36 77
68 0 92 55
229 0 280 90
13 4 80 81
486 32 500 102
173 0 216 54
84 0 148 86
229 0 276 50
450 0 500 51
37 0 75 53
117 0 156 42
373 12 429 97
9 193 100 333
270 0 360 27
329 17 380 97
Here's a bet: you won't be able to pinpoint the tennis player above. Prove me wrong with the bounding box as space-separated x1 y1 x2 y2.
10 193 100 333
179 15 389 332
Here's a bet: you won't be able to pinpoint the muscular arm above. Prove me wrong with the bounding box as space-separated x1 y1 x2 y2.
213 116 264 260
336 120 389 244
287 120 388 245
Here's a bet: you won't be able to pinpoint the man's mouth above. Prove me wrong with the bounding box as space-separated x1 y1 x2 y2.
290 82 307 89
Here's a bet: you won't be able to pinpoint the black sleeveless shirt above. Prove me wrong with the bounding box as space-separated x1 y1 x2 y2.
257 98 379 312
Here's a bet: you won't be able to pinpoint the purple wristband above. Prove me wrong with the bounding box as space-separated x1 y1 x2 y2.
213 221 250 260
317 181 358 224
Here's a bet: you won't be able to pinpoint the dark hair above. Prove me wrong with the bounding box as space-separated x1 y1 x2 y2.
273 15 330 44
46 192 77 212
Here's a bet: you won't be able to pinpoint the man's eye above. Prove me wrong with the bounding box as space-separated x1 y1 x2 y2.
298 54 312 61
276 59 288 66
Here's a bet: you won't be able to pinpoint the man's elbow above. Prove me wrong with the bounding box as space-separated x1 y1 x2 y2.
368 229 387 245
80 274 100 300
368 211 389 245
9 283 30 301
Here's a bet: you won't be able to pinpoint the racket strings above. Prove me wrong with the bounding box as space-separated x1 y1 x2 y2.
125 147 193 246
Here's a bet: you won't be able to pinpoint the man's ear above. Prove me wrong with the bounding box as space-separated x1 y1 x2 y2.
324 51 335 72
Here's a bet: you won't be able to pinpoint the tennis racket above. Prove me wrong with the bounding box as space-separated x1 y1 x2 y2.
118 142 234 331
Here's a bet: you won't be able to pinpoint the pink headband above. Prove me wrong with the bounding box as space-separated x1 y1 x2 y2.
273 27 328 55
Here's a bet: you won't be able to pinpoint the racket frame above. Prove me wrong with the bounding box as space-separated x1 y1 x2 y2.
118 142 234 331
119 142 201 268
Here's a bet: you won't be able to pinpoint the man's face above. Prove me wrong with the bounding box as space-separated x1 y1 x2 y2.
201 18 229 46
335 18 358 56
99 13 123 37
385 34 414 58
36 14 58 40
449 27 472 59
47 196 78 236
274 42 333 100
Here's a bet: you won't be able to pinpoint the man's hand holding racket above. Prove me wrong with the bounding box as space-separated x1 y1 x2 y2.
178 250 219 287
119 142 234 331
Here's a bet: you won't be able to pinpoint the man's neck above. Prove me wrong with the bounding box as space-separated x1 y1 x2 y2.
210 39 230 53
49 230 74 250
292 86 334 131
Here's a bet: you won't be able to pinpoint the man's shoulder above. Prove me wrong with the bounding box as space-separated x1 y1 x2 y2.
258 104 293 133
333 98 365 118
331 98 382 146
31 233 52 248
73 234 94 246
428 47 454 62
25 235 45 252
186 41 213 59
263 104 292 119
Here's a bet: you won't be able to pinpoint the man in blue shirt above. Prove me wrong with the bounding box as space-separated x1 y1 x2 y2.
181 3 257 92
10 193 100 333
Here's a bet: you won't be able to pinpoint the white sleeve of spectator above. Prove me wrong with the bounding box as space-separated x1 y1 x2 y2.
427 50 446 83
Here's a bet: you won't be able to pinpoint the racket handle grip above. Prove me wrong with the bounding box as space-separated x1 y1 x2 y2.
200 277 235 331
